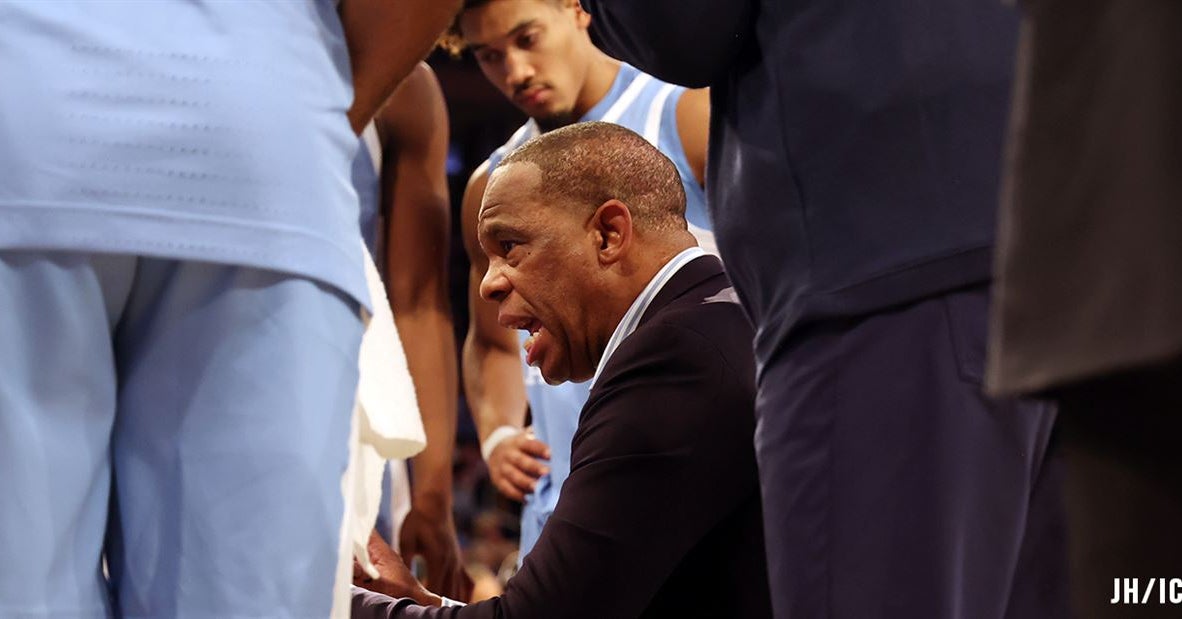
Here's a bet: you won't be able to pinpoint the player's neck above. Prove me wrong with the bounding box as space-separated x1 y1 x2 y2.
533 54 620 134
570 55 622 124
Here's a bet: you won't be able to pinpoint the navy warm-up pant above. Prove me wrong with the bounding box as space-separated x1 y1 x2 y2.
754 284 1068 619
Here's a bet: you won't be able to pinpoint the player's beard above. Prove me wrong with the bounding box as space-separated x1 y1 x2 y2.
534 107 579 133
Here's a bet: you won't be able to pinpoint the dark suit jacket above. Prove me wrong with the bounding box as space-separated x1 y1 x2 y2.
985 0 1182 395
353 255 772 618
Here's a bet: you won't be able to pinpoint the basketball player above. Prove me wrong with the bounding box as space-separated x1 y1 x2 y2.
352 63 471 601
0 1 458 615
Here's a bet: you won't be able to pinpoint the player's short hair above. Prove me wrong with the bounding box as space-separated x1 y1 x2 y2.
438 0 565 56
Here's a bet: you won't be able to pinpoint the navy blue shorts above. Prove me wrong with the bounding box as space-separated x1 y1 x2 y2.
754 285 1067 618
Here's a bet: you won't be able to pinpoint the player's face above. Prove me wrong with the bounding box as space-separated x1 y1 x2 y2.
476 163 603 385
461 0 592 125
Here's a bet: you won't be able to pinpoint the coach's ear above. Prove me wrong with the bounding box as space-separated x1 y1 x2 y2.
590 199 633 267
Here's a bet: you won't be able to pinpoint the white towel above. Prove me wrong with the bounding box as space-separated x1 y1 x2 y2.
330 243 427 618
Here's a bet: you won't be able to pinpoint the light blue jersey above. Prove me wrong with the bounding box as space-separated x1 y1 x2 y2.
0 1 368 307
486 63 715 560
0 3 367 615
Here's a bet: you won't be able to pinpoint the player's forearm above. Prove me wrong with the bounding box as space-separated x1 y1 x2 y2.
340 0 461 133
462 333 528 442
393 307 458 510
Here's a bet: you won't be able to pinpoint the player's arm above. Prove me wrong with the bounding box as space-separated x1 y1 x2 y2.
340 0 461 133
460 164 551 503
674 87 710 187
376 64 469 601
581 0 755 88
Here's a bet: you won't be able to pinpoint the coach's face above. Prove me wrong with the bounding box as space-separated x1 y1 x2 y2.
477 163 604 385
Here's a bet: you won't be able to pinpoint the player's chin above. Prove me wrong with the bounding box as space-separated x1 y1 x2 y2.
532 106 576 127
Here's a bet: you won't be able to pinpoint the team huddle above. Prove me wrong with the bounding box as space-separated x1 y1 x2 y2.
2 1 1180 618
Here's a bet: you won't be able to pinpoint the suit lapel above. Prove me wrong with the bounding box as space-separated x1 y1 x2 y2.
637 255 725 328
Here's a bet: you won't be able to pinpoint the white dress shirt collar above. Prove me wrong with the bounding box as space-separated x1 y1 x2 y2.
589 247 708 388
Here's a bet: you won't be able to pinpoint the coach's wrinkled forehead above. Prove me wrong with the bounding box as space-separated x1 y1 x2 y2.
477 160 546 238
484 121 688 232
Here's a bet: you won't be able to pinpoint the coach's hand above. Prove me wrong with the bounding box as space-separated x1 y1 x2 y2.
354 530 443 607
487 428 551 502
398 506 473 601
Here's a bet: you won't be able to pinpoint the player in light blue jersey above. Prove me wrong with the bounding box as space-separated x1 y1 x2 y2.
350 63 473 602
442 0 713 564
0 2 458 616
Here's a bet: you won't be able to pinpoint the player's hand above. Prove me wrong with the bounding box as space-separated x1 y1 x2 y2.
487 427 551 502
354 530 442 607
398 506 474 602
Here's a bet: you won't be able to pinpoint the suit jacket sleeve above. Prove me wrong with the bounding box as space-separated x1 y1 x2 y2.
580 0 756 88
351 587 461 619
357 322 756 618
491 321 758 617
